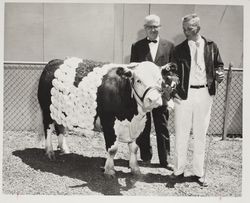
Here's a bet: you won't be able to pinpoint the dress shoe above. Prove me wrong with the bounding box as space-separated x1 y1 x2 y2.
160 162 174 171
169 173 184 180
139 146 153 162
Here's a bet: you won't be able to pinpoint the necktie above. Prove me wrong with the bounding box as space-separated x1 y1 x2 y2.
194 41 200 67
147 39 157 43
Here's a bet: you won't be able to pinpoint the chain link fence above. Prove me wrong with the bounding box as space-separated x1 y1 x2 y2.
3 62 242 137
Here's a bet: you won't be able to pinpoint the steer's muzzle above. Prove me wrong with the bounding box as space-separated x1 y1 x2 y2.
143 88 163 112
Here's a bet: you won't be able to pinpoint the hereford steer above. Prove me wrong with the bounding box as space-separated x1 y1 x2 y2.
37 57 177 177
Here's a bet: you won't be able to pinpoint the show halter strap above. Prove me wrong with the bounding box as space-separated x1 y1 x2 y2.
130 79 162 110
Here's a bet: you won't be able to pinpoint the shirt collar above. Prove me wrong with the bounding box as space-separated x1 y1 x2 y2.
188 34 201 43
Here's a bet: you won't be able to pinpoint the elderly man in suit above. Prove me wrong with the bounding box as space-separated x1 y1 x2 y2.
130 14 174 169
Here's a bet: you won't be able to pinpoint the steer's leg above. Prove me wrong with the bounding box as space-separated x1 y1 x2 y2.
38 82 56 160
45 123 55 160
128 141 141 175
55 124 70 154
99 113 118 177
104 140 118 177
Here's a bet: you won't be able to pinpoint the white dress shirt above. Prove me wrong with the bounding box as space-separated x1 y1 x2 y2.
148 36 160 62
188 35 207 86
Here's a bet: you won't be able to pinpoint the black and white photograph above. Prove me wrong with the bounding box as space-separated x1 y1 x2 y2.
0 0 249 202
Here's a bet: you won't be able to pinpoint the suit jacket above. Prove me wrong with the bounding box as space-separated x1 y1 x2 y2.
173 36 224 99
130 37 174 66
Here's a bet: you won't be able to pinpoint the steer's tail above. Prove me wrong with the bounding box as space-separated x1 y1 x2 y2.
37 105 45 143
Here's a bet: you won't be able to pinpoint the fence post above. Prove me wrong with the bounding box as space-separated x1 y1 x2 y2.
222 62 233 140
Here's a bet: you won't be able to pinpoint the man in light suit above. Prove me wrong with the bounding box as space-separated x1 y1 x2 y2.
170 13 224 187
130 14 174 169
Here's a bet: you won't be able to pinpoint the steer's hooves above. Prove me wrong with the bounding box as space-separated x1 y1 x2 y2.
57 146 70 155
59 149 71 155
104 170 116 179
131 169 142 177
46 151 56 160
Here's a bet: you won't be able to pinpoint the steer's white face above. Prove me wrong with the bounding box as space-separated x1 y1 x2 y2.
132 61 163 112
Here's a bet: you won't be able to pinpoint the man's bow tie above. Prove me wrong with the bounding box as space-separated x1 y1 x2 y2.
147 39 157 43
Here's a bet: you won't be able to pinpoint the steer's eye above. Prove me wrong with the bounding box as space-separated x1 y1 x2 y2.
157 78 162 85
136 79 142 84
147 98 152 104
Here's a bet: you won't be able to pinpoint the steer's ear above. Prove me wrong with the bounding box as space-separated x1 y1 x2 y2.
127 62 139 70
161 62 178 76
116 67 133 78
161 62 178 86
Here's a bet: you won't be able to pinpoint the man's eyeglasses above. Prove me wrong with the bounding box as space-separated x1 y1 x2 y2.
145 25 161 30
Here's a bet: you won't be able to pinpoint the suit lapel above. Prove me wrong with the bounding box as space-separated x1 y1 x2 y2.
182 40 191 70
202 36 210 74
143 38 153 62
146 50 153 62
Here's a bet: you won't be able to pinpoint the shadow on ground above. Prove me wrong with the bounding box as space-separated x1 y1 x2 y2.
12 148 175 195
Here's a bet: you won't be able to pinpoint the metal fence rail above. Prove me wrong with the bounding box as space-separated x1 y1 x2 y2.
3 61 243 137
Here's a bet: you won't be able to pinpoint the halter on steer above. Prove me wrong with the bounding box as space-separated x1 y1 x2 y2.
130 77 172 143
130 79 163 111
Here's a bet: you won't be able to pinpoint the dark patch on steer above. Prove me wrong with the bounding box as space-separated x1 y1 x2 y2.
96 67 138 150
38 59 64 133
73 60 107 87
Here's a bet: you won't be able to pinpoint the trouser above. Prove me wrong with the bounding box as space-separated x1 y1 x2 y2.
174 87 213 177
136 105 170 164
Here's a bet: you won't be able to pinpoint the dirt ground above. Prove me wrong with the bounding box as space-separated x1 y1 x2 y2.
2 130 242 196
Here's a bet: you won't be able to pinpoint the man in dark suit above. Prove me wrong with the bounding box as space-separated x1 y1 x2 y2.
130 14 174 169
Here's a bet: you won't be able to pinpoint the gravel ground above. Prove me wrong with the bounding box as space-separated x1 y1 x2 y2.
2 130 242 196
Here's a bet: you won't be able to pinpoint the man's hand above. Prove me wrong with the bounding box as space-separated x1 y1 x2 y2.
162 84 172 103
215 70 224 83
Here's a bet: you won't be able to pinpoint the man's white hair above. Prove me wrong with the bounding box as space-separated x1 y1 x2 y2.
144 14 161 26
182 13 200 26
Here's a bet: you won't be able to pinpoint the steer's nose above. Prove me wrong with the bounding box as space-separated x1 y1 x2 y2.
152 96 162 107
146 90 162 108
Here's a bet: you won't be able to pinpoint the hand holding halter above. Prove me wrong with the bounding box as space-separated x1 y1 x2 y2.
161 62 180 101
